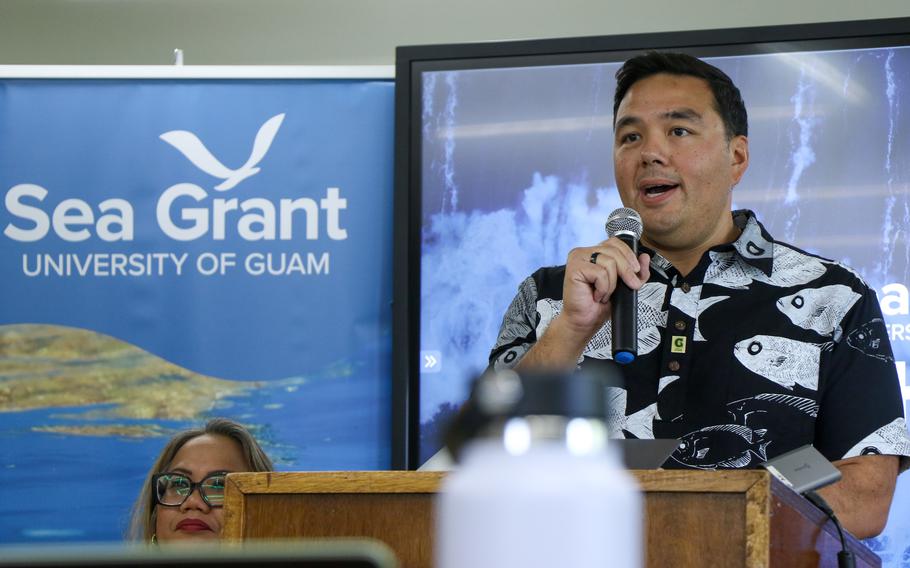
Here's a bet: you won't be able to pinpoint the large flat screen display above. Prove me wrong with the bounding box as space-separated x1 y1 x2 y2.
393 18 910 562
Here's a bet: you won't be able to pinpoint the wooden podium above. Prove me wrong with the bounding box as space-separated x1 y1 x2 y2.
222 470 880 568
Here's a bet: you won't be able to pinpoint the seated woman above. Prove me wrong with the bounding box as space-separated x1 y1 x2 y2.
128 417 274 544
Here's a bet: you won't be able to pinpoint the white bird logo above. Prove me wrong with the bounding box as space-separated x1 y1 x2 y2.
160 113 285 191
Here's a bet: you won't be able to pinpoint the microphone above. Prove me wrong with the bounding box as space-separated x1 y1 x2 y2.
605 207 643 365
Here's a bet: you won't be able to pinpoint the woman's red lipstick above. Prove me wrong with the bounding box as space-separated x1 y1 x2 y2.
176 518 213 532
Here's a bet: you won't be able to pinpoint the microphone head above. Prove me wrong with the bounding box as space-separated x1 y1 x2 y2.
606 207 643 240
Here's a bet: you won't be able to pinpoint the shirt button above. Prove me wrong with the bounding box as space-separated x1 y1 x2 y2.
681 283 691 293
668 361 680 372
674 320 686 331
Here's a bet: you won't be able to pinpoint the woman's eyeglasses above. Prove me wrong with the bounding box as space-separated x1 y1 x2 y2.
152 472 227 507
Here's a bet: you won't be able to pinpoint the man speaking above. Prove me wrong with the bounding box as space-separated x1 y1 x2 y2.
488 52 910 538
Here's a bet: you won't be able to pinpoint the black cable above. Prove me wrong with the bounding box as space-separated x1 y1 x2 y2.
803 490 855 568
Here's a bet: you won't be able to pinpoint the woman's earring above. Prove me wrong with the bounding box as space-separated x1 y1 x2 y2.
151 534 158 545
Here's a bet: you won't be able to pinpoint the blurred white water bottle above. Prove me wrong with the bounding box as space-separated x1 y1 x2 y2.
436 368 643 568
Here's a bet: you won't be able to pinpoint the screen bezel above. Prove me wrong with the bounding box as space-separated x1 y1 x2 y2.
391 16 910 470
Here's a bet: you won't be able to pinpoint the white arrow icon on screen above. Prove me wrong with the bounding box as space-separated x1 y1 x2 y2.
421 350 441 372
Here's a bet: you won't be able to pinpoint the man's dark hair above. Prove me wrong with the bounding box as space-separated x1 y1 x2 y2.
613 51 748 139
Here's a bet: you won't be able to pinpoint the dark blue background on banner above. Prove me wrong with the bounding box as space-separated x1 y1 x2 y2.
0 79 394 381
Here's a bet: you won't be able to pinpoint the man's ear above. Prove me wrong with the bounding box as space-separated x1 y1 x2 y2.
730 135 749 186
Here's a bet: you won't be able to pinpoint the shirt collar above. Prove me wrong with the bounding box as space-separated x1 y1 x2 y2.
644 209 776 278
728 209 775 276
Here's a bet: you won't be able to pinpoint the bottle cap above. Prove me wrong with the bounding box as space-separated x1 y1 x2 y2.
476 368 621 419
444 363 626 459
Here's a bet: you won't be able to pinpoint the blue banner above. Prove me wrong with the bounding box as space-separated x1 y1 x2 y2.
0 77 394 542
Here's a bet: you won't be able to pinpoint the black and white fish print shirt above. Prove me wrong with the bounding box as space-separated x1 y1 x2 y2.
489 210 910 470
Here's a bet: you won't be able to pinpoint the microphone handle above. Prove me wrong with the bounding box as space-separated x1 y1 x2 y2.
611 233 638 365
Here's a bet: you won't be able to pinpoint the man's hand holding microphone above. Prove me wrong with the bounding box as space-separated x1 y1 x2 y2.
517 208 649 371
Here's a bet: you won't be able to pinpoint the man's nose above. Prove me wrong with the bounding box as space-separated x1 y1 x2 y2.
640 137 669 165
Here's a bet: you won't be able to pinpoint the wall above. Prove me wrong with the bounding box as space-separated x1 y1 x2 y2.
0 0 909 66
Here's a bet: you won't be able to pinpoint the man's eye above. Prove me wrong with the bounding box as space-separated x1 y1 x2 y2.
671 127 690 137
619 133 640 144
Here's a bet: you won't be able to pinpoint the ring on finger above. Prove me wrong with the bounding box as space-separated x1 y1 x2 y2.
590 252 600 265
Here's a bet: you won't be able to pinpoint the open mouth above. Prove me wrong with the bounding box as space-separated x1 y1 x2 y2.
643 183 679 196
